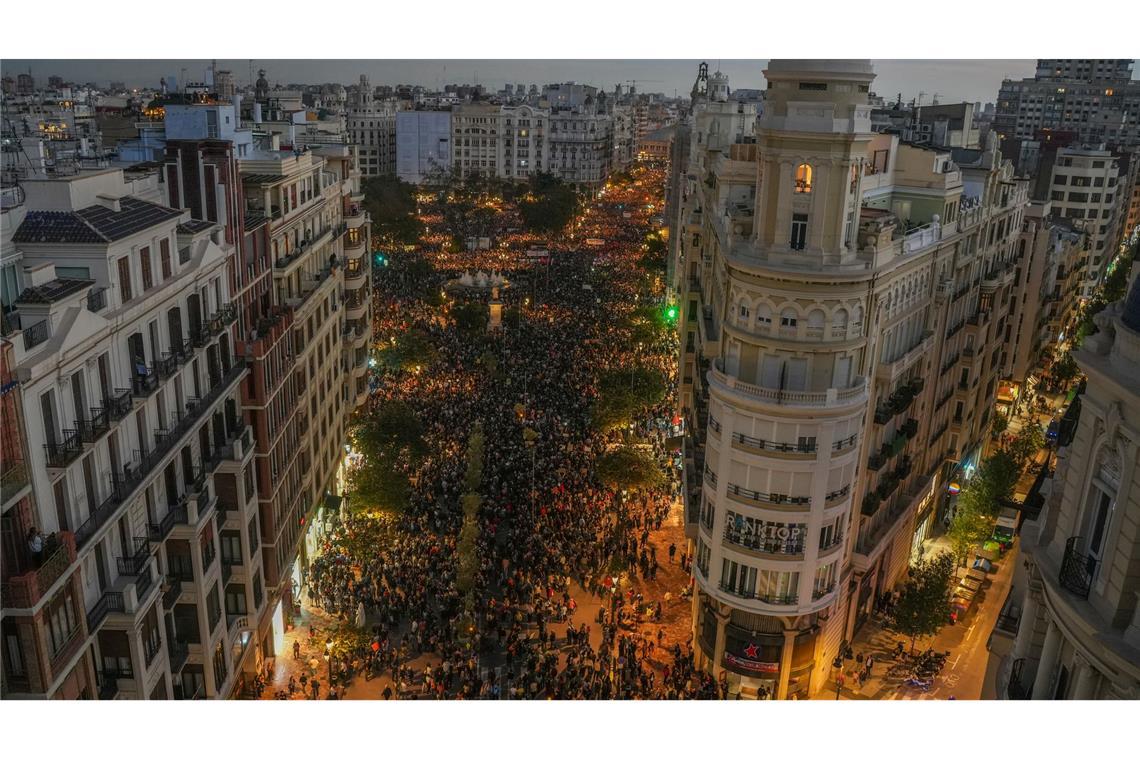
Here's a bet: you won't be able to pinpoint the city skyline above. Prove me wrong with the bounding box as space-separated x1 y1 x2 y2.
5 59 1060 105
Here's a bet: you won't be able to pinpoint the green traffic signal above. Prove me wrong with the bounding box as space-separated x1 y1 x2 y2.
665 305 678 322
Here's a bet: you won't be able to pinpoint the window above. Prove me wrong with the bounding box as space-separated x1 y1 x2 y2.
47 594 78 655
790 214 808 250
799 82 828 91
207 584 221 632
139 246 153 291
117 257 133 302
794 164 813 193
225 586 247 615
160 239 172 280
780 310 798 327
56 266 91 279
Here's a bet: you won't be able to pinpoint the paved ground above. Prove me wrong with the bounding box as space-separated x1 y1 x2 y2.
821 534 1018 700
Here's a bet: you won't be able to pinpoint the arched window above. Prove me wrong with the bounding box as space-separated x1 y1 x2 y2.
780 308 798 328
756 304 772 326
832 307 848 327
795 163 813 193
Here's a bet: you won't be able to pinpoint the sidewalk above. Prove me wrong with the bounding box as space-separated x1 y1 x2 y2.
821 537 1019 700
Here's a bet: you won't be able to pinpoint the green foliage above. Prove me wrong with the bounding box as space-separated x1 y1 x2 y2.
991 410 1009 437
946 447 1021 566
378 330 437 373
361 176 422 247
1074 242 1135 346
1004 424 1045 470
517 172 579 234
887 552 956 650
346 401 427 515
596 446 665 492
452 301 487 335
1051 352 1079 388
590 366 668 432
948 501 992 568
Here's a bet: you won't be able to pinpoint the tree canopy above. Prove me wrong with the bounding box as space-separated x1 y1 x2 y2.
596 446 665 492
517 173 579 234
887 552 956 651
451 301 487 335
361 176 422 247
346 401 428 515
590 366 668 432
377 329 438 373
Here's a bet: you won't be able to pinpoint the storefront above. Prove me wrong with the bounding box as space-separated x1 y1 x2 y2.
910 473 940 562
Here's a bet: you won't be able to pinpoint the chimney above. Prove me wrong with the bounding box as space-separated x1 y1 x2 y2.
232 93 242 129
253 102 262 124
95 194 121 213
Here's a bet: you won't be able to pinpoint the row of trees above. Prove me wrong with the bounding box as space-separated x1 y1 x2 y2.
947 424 1044 567
1074 239 1136 346
361 176 422 248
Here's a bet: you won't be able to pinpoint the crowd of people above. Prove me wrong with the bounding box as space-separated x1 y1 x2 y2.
280 165 719 700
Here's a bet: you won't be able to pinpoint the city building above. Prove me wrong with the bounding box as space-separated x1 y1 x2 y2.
1000 203 1086 395
1004 276 1140 699
346 83 398 177
673 59 1026 698
548 106 612 189
1043 147 1128 296
2 167 249 699
995 59 1140 149
395 110 452 184
902 103 980 149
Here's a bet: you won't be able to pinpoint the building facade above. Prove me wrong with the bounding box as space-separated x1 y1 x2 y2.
347 100 398 178
674 60 1026 699
1004 278 1140 700
395 110 452 184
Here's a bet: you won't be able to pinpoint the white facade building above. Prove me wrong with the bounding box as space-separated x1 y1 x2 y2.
395 111 452 184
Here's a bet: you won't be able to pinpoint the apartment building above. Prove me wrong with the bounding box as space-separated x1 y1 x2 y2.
1 168 251 700
347 100 398 178
995 59 1140 149
451 102 614 189
1045 147 1128 296
1003 278 1140 699
673 59 1026 699
1 91 372 700
548 108 613 189
237 145 371 648
1002 203 1086 390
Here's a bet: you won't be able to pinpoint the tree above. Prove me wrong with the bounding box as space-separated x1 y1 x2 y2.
948 501 993 568
596 446 665 492
346 401 427 515
452 301 487 335
1051 352 1079 389
1005 424 1045 470
361 176 422 247
887 552 956 652
517 173 579 234
378 330 437 373
991 410 1009 437
590 367 667 433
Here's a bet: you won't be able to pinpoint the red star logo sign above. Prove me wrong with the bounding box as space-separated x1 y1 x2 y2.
744 643 759 659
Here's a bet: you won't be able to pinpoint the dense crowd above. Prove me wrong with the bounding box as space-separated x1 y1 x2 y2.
291 166 718 700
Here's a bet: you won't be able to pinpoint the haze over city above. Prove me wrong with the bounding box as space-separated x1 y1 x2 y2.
5 59 1060 106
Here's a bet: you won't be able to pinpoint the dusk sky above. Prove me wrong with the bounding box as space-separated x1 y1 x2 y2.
5 59 1063 105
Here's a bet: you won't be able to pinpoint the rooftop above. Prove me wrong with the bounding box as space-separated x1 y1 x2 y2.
177 219 215 235
16 277 94 304
13 197 182 244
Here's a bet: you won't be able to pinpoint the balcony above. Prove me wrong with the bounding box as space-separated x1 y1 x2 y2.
75 407 111 444
710 359 866 410
1059 536 1097 599
44 430 82 469
87 287 107 313
105 388 132 420
877 331 933 383
723 525 805 557
812 582 837 600
85 591 125 632
73 359 247 549
131 369 159 397
726 483 810 508
168 640 189 672
115 538 151 575
731 432 816 458
0 532 77 608
873 379 921 425
718 583 798 606
162 576 183 610
22 319 51 350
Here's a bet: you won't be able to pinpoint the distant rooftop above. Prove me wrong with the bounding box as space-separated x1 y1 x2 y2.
13 197 182 244
177 219 215 234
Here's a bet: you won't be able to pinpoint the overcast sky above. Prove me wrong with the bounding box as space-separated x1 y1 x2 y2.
4 59 1065 105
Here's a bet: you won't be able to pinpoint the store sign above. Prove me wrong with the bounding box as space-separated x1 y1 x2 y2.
724 653 779 673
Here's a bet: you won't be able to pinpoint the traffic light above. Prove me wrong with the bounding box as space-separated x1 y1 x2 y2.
373 252 387 266
665 305 678 323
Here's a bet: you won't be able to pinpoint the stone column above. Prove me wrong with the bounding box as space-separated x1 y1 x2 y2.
711 605 729 679
776 628 797 700
1072 656 1099 700
1011 591 1038 661
1031 619 1062 700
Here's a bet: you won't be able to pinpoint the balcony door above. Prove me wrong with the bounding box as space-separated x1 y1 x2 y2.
71 370 87 427
1084 486 1114 578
